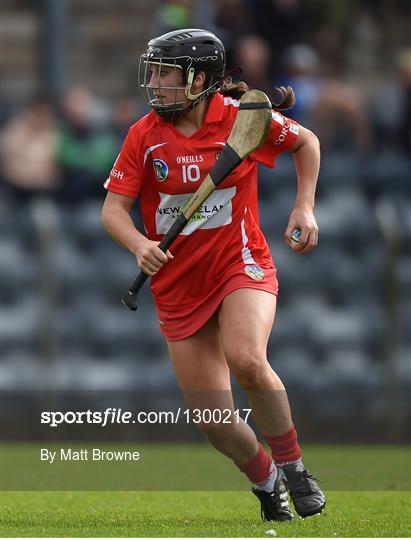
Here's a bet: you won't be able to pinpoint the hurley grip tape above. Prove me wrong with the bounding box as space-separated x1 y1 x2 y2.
239 102 272 110
158 213 188 250
209 144 242 187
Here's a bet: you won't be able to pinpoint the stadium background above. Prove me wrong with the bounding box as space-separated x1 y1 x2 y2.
1 0 410 451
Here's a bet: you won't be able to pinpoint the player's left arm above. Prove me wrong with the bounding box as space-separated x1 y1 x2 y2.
285 125 320 254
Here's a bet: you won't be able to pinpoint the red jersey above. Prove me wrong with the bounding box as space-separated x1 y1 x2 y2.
105 93 299 335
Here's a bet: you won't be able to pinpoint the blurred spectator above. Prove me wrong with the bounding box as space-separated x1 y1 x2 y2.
282 45 320 122
398 49 411 155
211 0 253 67
56 86 117 202
110 96 140 151
247 0 305 77
1 96 60 201
151 1 252 72
151 0 194 36
233 35 274 98
282 44 374 153
371 47 411 154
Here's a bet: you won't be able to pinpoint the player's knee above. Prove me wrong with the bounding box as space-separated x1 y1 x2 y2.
228 349 268 389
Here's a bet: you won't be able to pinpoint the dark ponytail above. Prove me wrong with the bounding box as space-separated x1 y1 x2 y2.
219 81 250 100
219 82 296 111
272 86 296 111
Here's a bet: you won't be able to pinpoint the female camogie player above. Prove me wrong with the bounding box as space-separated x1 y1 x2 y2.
102 29 325 521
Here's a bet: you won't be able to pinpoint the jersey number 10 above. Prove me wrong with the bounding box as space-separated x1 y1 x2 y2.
182 164 201 183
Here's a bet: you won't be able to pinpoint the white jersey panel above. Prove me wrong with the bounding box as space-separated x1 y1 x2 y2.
156 187 236 236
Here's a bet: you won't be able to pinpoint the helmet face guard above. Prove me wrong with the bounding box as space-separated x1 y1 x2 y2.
138 54 191 122
138 29 226 122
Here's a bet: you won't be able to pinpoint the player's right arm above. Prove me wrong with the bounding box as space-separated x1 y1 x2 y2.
101 121 173 276
101 190 173 276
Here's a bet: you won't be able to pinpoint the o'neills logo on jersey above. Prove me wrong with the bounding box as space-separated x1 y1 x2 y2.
153 159 169 182
176 155 204 164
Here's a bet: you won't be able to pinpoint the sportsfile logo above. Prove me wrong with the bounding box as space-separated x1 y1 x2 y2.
40 407 252 427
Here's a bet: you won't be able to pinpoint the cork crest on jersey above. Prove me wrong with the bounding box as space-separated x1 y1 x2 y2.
153 159 169 182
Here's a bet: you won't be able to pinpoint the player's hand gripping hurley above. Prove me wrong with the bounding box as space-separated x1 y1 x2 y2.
122 90 272 311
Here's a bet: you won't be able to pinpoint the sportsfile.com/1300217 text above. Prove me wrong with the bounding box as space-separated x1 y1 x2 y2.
40 408 252 428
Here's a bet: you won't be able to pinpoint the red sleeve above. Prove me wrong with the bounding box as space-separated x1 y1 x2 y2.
250 111 300 168
103 127 142 198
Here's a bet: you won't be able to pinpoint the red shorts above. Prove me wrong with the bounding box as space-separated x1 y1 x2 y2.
155 266 278 341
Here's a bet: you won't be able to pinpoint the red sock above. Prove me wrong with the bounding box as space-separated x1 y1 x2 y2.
237 443 273 484
264 424 302 465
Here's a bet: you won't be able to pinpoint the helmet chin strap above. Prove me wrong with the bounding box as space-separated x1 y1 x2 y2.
185 67 213 101
157 65 227 121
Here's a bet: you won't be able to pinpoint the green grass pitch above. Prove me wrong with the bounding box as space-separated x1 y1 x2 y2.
1 490 410 537
1 444 410 537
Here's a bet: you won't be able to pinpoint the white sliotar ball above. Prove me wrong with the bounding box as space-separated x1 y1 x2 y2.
291 229 301 243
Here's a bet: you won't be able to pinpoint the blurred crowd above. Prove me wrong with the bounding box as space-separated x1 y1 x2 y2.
1 0 410 205
1 88 141 204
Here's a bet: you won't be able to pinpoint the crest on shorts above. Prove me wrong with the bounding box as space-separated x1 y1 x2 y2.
153 158 169 182
244 264 265 281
